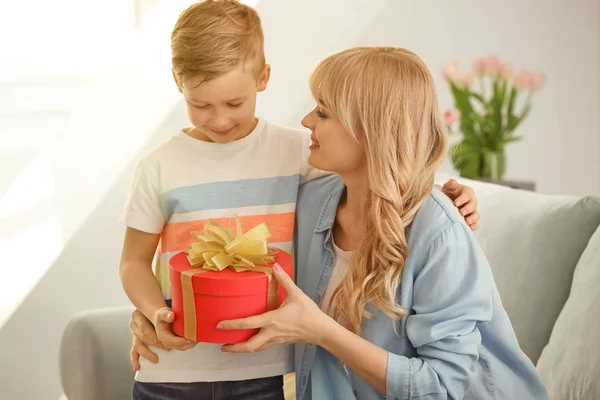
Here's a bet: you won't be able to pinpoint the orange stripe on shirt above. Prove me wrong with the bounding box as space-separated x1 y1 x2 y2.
161 212 295 253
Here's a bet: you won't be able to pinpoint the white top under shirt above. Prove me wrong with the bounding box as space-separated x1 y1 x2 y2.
120 118 325 383
320 241 353 315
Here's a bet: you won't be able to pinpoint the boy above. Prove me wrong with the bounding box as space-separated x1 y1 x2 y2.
120 1 479 399
120 2 319 398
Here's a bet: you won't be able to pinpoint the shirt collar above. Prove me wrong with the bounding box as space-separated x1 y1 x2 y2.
314 176 346 233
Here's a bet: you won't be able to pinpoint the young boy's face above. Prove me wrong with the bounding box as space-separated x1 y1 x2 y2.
175 64 270 144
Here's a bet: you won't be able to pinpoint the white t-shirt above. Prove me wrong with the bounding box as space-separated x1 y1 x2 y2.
120 118 323 383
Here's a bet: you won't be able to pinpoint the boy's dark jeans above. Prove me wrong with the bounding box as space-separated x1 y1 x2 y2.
132 375 284 400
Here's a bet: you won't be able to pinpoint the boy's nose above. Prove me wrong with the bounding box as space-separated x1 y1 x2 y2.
211 112 231 128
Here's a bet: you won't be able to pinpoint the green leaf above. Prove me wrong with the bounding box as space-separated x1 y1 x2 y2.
505 87 518 131
502 135 523 144
450 140 481 179
507 103 531 132
469 91 486 104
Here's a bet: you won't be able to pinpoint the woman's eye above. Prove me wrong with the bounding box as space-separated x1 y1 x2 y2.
228 102 243 108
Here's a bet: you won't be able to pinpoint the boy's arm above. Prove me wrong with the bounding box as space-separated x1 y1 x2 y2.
119 227 164 322
120 227 195 352
119 157 194 352
440 179 480 230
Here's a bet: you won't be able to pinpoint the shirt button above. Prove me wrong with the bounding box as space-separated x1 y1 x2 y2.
316 294 322 303
353 390 358 397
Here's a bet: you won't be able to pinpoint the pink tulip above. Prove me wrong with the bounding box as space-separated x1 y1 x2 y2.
444 108 461 125
513 70 532 90
514 70 546 91
459 70 475 86
500 63 514 80
442 61 474 87
472 58 486 76
442 61 462 82
530 71 546 91
482 56 502 75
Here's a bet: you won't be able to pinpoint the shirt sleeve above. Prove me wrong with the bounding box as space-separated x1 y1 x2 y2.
119 157 165 234
385 222 494 399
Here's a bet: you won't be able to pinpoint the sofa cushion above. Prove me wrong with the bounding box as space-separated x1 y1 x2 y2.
473 188 600 364
536 225 600 399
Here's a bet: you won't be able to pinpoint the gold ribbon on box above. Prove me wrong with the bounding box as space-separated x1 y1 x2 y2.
181 215 280 340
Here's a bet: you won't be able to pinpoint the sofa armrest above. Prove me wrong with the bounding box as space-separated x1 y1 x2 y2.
59 306 134 400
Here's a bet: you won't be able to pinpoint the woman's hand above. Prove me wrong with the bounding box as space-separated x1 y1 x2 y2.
218 264 330 353
220 267 390 395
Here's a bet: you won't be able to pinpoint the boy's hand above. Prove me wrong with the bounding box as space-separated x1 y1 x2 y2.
441 179 480 231
151 307 197 351
130 309 160 371
129 307 197 371
131 331 158 372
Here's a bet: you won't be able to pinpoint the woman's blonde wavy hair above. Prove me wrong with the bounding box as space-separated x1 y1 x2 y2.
310 47 447 335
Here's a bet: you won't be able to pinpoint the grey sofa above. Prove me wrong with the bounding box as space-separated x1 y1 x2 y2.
59 178 600 400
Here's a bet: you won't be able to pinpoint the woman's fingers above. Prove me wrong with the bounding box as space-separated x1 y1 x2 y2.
218 311 273 331
221 331 271 353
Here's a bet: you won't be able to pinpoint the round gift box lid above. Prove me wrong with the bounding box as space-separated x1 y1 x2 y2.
169 250 291 297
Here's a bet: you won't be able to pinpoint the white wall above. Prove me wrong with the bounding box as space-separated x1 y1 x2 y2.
0 106 188 400
353 0 600 196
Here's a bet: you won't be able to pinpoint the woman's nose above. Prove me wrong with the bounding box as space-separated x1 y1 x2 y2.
301 111 314 130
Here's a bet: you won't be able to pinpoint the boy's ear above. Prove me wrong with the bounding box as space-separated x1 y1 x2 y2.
172 69 184 94
256 64 271 93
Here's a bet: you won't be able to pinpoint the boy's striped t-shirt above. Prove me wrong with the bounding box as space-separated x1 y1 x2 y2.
120 118 319 382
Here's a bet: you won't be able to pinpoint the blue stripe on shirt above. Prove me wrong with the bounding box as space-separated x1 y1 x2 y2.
161 174 301 217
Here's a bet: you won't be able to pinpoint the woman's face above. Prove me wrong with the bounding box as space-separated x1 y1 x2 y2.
301 104 366 174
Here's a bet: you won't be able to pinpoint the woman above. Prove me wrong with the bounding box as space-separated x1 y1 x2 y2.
215 47 548 399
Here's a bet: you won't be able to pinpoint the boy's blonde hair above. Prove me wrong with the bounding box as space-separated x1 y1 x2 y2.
310 47 446 335
171 0 266 83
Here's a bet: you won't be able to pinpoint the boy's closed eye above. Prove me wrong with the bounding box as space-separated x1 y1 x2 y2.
192 101 244 109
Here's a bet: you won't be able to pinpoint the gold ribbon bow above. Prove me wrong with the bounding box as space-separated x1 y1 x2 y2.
180 215 281 340
187 215 279 271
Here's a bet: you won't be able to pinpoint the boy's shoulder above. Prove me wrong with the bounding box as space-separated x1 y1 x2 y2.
136 131 186 166
262 120 309 144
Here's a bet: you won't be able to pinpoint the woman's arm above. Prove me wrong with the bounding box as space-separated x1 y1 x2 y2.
218 265 390 392
219 223 493 399
383 222 494 398
317 315 390 393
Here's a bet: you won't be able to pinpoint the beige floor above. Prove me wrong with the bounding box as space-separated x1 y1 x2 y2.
284 373 296 399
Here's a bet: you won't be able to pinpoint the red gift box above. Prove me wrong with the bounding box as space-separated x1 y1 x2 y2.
169 250 293 344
